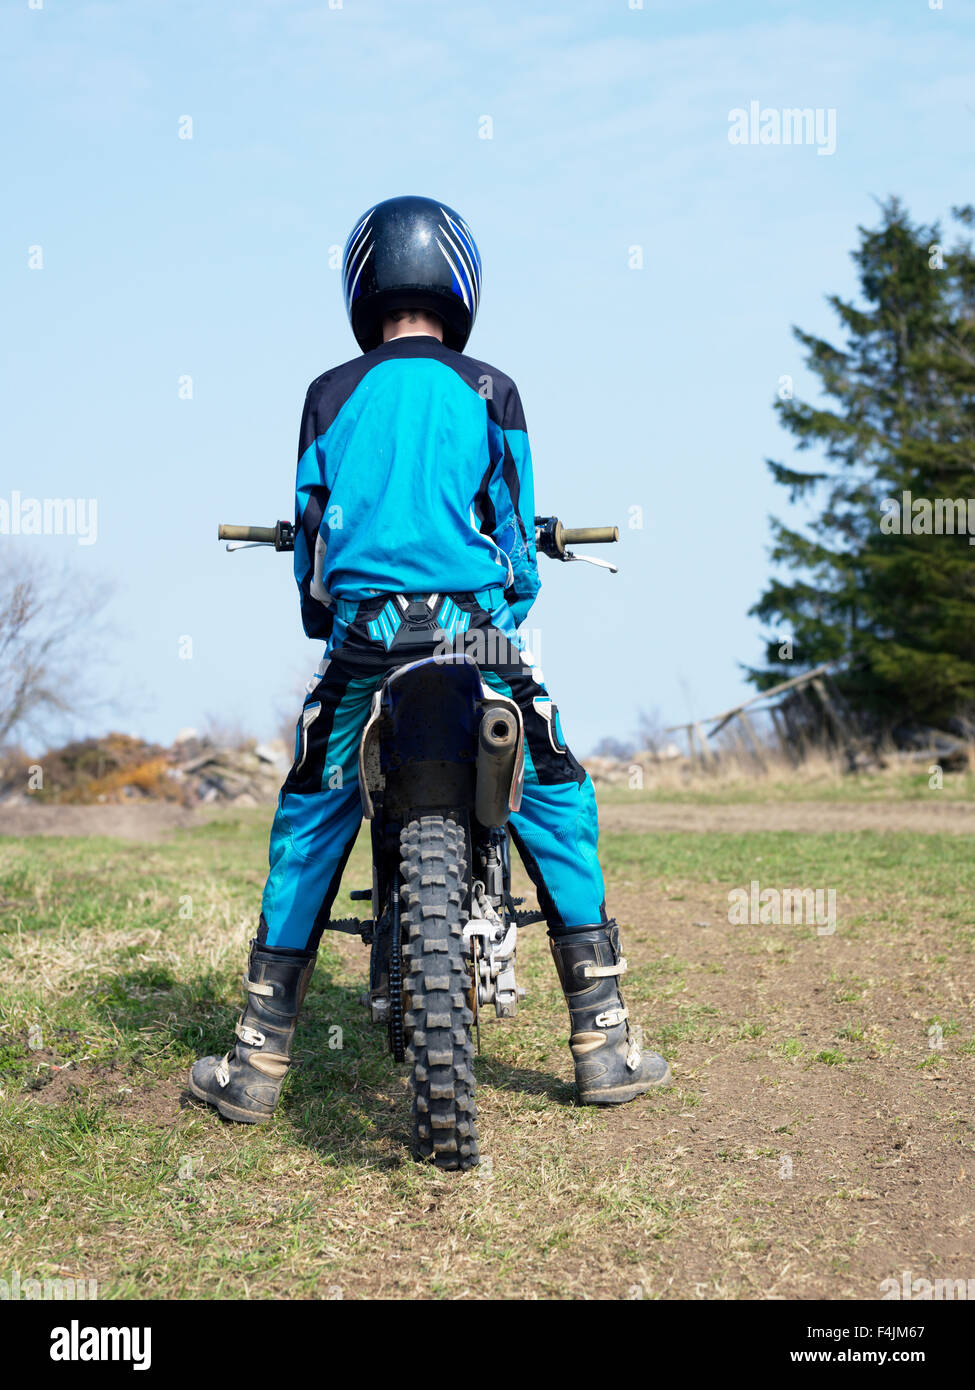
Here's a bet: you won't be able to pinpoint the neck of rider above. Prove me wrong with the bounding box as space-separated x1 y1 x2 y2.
382 308 445 343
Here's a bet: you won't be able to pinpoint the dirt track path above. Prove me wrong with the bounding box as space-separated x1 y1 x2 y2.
1 797 970 841
598 799 974 836
0 802 218 840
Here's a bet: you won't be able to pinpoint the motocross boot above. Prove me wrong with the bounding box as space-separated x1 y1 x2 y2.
188 940 316 1123
550 921 671 1104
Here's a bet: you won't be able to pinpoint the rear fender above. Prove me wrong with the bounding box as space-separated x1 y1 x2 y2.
357 656 524 819
358 655 480 818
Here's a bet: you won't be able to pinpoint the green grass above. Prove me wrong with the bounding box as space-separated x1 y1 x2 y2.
602 828 975 931
596 768 975 805
2 804 974 1299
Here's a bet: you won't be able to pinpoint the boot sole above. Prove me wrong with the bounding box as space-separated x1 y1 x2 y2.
186 1073 273 1125
580 1063 673 1105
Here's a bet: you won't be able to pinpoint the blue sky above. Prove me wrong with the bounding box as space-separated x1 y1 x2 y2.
3 0 972 754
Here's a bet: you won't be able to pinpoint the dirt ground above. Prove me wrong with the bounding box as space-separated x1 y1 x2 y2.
590 880 974 1299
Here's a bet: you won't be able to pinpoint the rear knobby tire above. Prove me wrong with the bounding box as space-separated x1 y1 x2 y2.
401 815 479 1171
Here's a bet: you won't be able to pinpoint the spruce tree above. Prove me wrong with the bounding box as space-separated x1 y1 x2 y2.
750 198 975 731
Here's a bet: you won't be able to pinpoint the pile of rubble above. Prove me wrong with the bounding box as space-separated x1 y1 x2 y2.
170 735 290 806
0 731 291 807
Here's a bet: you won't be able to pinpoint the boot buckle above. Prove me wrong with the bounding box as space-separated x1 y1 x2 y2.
242 975 274 997
594 1006 628 1028
235 1021 267 1047
582 957 627 980
215 1054 232 1088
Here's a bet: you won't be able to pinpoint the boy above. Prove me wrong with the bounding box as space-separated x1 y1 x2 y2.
189 196 670 1124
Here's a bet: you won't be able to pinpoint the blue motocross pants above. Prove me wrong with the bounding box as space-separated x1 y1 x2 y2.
259 586 608 951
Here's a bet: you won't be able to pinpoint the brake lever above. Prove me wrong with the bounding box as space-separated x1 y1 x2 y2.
225 541 275 552
563 550 618 574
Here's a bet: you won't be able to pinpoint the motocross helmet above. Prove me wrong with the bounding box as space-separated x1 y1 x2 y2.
342 195 482 353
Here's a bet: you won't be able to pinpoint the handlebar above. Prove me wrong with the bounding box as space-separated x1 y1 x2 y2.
218 521 295 550
562 527 619 545
534 517 618 559
216 517 620 563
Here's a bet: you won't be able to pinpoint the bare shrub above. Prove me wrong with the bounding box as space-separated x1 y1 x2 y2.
0 550 115 748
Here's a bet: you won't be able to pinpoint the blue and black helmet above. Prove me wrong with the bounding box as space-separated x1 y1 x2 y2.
342 195 482 353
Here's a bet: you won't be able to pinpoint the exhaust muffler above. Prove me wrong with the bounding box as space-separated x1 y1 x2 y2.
475 706 520 827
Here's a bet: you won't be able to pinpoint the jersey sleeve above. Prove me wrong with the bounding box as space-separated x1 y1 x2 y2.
486 382 541 626
293 385 335 641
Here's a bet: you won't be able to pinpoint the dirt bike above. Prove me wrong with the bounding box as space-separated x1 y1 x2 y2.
218 515 619 1170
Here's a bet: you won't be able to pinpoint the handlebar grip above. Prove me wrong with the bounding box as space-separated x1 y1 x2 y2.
218 524 278 543
561 526 619 545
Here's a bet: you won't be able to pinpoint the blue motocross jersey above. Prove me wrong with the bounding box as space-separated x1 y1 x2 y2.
292 334 541 640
